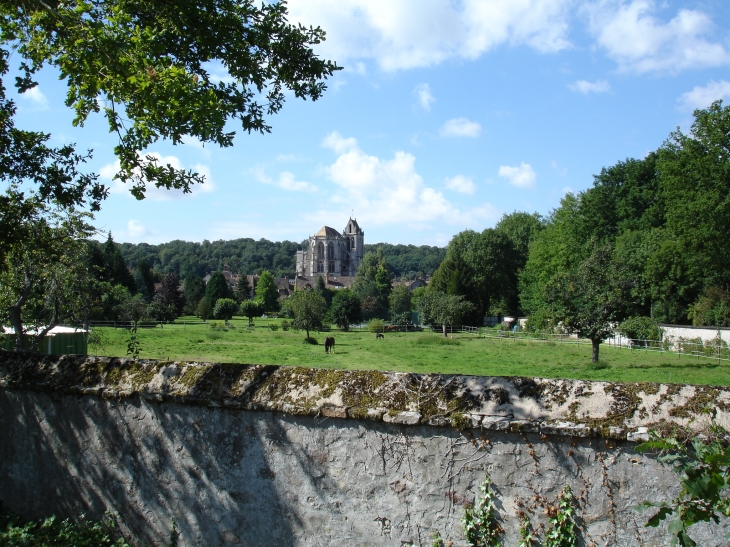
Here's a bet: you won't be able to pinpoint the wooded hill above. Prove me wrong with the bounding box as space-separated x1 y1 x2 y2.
115 239 446 280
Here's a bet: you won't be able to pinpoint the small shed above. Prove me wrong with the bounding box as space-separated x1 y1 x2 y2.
1 326 88 355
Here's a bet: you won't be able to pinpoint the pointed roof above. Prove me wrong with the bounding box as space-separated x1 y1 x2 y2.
316 226 341 238
344 217 361 234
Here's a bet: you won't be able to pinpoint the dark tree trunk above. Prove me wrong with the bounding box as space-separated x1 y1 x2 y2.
592 339 600 363
9 303 24 351
442 324 447 337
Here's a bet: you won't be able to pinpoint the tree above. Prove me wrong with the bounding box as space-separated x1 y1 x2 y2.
102 232 136 291
205 271 231 306
658 101 730 293
315 274 333 308
183 274 205 315
240 299 262 327
0 186 96 351
255 270 280 313
352 249 390 317
329 289 362 331
213 298 238 325
417 292 474 337
389 285 412 324
235 275 251 303
196 297 212 321
115 294 149 329
546 244 629 363
134 260 156 302
154 273 184 318
431 229 519 320
289 289 327 338
1 1 340 198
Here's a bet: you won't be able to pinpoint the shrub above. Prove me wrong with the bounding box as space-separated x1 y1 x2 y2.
0 509 132 547
618 316 662 341
268 324 279 331
368 319 386 333
281 319 290 331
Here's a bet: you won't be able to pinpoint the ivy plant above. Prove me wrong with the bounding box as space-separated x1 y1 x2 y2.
636 416 730 547
463 475 502 547
544 486 577 547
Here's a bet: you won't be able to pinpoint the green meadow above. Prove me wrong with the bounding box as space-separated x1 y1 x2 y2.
88 317 730 386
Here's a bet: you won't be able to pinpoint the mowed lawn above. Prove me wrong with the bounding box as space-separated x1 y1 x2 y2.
89 317 730 386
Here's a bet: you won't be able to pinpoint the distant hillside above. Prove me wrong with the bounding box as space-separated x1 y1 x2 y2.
117 239 446 279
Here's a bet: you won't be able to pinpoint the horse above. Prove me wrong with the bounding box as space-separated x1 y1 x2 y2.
376 333 384 339
324 336 335 354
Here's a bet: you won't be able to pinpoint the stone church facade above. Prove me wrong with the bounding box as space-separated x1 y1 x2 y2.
296 218 364 277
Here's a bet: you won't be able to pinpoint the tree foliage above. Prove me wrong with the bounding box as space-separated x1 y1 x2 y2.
213 298 238 324
182 274 205 315
417 292 474 337
239 299 262 327
1 0 340 198
389 284 413 324
204 271 231 307
255 270 280 312
289 288 326 338
329 289 362 331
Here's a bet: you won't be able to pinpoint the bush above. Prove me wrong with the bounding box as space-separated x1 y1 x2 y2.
0 509 132 547
368 319 386 333
618 316 662 341
268 324 279 331
281 319 290 331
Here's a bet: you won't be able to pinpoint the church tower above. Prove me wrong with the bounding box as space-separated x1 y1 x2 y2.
342 217 364 276
295 218 364 277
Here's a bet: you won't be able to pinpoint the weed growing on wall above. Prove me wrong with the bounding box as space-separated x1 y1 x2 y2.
544 486 577 547
463 475 503 547
518 516 537 547
636 412 730 547
0 509 131 546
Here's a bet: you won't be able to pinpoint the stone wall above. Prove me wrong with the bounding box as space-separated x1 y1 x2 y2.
1 353 728 546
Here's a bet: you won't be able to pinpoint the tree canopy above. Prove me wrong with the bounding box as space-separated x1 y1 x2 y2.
0 0 340 199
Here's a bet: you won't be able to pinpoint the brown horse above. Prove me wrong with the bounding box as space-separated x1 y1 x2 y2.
324 336 335 354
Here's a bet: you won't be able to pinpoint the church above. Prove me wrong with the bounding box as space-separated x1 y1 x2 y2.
296 218 364 277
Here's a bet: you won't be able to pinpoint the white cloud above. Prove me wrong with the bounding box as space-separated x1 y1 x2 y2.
445 175 476 195
99 153 215 200
20 86 49 109
439 117 481 138
678 80 730 111
287 0 573 71
126 220 149 238
568 79 611 94
413 83 435 111
319 132 499 228
498 163 536 189
585 0 730 74
252 166 318 192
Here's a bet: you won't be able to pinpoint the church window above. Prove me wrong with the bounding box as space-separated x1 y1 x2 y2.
327 242 334 260
317 262 324 272
328 261 334 272
317 242 324 260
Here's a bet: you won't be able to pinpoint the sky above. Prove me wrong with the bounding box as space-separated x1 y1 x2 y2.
10 0 730 247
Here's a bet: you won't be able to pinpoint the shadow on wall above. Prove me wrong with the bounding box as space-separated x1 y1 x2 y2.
2 389 309 546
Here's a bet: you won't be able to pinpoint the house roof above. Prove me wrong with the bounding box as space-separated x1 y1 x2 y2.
316 226 341 238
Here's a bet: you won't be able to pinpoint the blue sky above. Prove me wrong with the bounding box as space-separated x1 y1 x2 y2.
10 0 730 247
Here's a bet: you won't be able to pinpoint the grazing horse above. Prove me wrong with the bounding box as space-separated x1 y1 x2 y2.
324 336 336 354
376 333 384 339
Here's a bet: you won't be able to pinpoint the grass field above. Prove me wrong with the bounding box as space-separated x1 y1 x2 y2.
87 316 730 386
